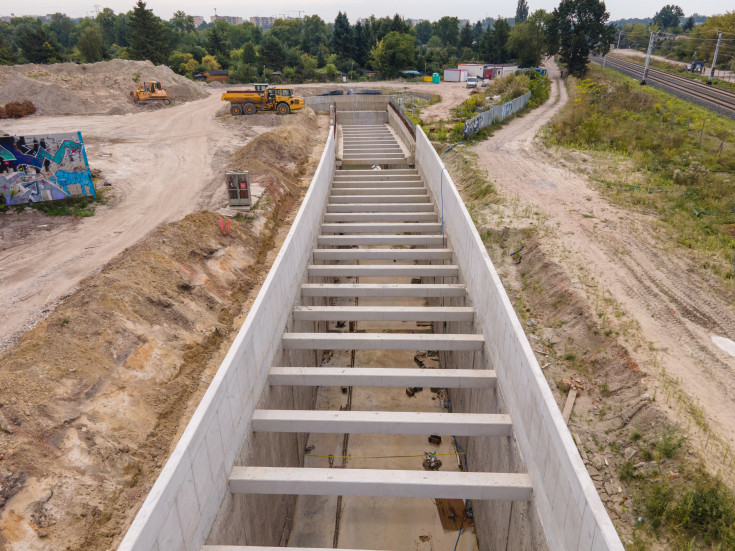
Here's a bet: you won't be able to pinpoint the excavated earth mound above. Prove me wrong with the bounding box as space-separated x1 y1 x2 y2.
0 59 206 116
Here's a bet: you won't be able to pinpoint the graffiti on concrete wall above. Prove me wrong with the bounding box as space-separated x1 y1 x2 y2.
0 131 94 206
463 91 532 136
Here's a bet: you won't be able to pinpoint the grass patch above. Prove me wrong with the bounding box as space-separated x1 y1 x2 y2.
546 65 735 282
0 195 99 217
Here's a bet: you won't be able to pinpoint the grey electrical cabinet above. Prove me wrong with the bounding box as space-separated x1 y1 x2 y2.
226 171 251 208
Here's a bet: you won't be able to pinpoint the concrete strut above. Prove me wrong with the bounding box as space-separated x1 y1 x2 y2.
307 265 460 277
267 367 496 388
281 332 484 351
251 410 513 436
228 467 534 501
300 283 466 297
292 305 473 322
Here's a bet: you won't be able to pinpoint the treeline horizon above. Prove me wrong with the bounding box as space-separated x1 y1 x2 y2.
0 0 730 82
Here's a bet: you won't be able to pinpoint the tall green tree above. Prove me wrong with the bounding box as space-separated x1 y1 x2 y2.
508 10 551 66
653 5 684 29
0 27 18 65
77 26 105 62
170 11 195 34
370 31 415 76
481 17 511 62
459 22 474 49
259 33 284 70
207 21 231 56
301 15 328 56
516 0 530 23
682 15 695 32
432 16 460 47
127 0 170 64
415 20 433 44
550 0 615 76
331 12 354 59
15 22 60 63
96 8 129 48
48 13 77 48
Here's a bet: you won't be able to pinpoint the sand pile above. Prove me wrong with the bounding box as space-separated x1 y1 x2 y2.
0 59 206 116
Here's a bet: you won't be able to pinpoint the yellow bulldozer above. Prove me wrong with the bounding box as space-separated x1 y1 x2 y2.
131 81 171 105
221 83 305 115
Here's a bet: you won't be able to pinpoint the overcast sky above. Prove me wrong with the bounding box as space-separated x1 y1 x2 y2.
3 0 731 23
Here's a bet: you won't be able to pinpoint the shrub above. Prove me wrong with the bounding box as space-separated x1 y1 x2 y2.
0 100 36 119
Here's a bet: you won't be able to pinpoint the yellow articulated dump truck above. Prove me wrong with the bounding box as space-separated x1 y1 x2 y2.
221 83 305 115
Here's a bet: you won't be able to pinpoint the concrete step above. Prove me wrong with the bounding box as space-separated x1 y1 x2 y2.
228 467 533 501
300 283 466 298
268 367 496 388
321 222 442 233
281 332 484 351
329 195 430 203
311 248 452 261
334 169 417 177
252 410 512 436
307 264 459 278
343 146 402 151
327 203 434 213
331 187 427 195
292 305 472 321
316 234 444 246
323 213 438 223
342 159 411 167
343 153 405 159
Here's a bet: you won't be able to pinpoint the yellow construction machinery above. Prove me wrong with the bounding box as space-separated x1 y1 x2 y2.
131 81 171 105
221 83 305 115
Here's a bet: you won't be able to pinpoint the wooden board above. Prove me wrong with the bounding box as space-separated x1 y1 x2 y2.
435 498 467 531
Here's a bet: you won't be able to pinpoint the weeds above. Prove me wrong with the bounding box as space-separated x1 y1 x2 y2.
546 66 735 282
0 100 36 119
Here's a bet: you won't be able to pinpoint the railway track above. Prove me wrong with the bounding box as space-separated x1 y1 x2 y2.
591 55 735 118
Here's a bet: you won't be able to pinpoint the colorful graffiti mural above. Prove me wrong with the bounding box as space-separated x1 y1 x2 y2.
0 132 94 206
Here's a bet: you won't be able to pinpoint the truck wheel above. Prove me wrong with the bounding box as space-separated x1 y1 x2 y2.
231 104 243 116
244 103 256 115
277 102 290 115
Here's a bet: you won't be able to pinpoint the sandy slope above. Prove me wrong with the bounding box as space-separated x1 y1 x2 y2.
471 59 735 470
0 92 240 351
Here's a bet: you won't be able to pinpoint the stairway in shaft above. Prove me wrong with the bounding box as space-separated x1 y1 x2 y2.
203 122 532 550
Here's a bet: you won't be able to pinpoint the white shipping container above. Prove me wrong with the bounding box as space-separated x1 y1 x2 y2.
443 69 468 82
457 64 485 78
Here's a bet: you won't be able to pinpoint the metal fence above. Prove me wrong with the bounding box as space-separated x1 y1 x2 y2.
388 96 416 135
463 91 532 135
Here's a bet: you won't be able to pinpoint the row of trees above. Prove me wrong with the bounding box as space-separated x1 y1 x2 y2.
0 0 619 79
616 9 734 68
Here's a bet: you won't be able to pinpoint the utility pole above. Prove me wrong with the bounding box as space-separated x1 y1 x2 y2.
641 31 657 85
617 31 621 50
708 31 723 85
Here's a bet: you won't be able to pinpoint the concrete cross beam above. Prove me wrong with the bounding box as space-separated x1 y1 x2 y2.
281 332 484 351
300 283 466 298
307 265 459 277
228 467 533 501
323 213 438 222
316 235 445 246
268 367 496 388
330 187 428 195
251 410 512 436
292 305 473 321
326 203 435 213
329 194 430 203
311 248 452 261
320 222 442 233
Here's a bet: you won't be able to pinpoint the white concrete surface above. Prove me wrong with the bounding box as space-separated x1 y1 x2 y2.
229 467 533 500
307 265 459 277
251 410 512 436
311 248 451 261
316 234 443 246
300 283 466 298
320 222 442 233
268 367 496 387
282 333 484 350
292 306 473 321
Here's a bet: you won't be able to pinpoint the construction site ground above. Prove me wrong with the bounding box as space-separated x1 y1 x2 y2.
1 57 734 550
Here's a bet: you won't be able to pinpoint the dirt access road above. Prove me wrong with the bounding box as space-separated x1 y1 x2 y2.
471 59 735 471
0 91 240 351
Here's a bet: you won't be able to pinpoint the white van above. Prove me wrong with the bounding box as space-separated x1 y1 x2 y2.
465 76 478 88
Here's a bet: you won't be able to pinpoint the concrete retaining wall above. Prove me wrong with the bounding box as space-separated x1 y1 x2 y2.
387 106 415 155
415 126 624 551
338 110 388 125
305 95 389 112
118 127 336 551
